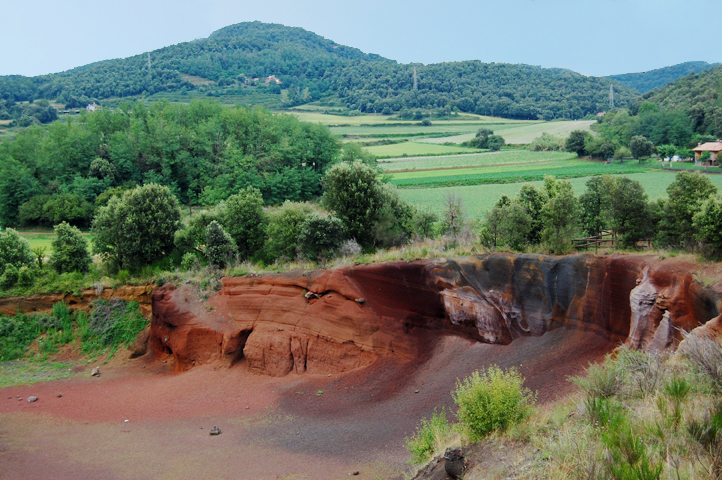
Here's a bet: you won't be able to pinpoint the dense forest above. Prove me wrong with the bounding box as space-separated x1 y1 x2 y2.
607 61 718 94
0 100 341 228
0 22 638 121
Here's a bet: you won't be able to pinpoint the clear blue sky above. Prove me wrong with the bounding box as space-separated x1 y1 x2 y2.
2 0 720 77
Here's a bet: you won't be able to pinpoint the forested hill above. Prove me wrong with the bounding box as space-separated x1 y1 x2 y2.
0 21 638 120
607 61 719 94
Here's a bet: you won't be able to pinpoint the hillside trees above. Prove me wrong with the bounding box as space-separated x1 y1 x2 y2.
657 172 717 247
50 222 91 273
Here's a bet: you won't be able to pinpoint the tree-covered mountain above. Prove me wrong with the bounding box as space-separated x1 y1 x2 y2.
0 21 639 120
607 61 719 94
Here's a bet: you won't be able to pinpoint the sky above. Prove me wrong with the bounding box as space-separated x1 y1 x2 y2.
1 0 721 78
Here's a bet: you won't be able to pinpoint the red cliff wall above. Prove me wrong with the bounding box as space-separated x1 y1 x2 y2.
150 254 720 376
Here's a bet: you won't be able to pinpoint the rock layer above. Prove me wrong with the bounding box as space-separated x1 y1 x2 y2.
150 254 721 376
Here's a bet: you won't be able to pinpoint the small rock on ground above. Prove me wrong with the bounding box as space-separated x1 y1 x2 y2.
27 396 38 403
210 426 222 436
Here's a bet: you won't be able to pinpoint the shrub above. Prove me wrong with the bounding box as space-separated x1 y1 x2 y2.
51 221 92 273
452 365 536 442
222 187 266 260
92 184 181 270
405 408 452 465
529 132 565 152
0 228 34 276
0 264 19 289
297 213 345 262
180 252 200 272
338 239 362 257
261 201 312 263
204 221 237 268
615 347 665 397
678 330 722 389
0 313 41 361
570 356 625 399
17 266 35 287
87 298 148 348
174 207 224 254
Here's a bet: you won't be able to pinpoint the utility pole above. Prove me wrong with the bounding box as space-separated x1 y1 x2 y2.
609 85 614 109
413 67 418 91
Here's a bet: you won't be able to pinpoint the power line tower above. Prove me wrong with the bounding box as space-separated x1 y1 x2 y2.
609 85 614 109
413 67 418 91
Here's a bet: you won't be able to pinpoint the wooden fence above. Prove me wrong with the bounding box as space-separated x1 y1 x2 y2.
573 230 652 252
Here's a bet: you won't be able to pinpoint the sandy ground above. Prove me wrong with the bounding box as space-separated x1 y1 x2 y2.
0 328 615 480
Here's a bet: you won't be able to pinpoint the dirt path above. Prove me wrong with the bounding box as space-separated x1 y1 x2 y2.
0 329 614 480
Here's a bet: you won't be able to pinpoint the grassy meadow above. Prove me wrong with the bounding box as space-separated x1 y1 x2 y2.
399 171 722 219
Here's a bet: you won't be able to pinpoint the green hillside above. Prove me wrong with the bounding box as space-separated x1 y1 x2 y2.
0 22 638 121
608 61 719 93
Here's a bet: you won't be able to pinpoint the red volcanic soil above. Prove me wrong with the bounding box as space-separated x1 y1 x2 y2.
0 328 613 480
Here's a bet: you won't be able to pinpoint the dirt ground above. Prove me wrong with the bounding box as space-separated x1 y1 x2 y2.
0 328 615 480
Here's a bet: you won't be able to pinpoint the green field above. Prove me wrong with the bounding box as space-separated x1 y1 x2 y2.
399 172 722 219
364 141 482 157
288 111 509 126
418 120 596 145
389 159 653 187
18 232 94 255
379 150 578 172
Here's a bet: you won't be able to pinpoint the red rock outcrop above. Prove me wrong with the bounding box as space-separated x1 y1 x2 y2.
150 254 721 376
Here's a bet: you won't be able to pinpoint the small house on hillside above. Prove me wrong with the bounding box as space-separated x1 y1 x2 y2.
264 75 282 85
693 141 722 164
86 103 101 112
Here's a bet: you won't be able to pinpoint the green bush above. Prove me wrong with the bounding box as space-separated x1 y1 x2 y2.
405 408 452 465
17 266 35 287
50 221 92 273
261 201 313 263
180 252 200 272
0 313 41 361
297 213 345 262
570 356 625 399
205 220 237 268
0 264 19 289
452 365 536 442
87 298 148 348
222 187 266 260
0 228 34 275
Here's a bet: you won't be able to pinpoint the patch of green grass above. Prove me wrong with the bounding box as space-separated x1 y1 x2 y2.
0 361 75 388
390 159 652 187
379 150 576 172
365 141 481 158
17 232 94 256
398 172 722 218
419 120 595 145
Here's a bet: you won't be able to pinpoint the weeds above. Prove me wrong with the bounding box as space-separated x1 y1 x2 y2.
405 408 453 465
570 355 625 399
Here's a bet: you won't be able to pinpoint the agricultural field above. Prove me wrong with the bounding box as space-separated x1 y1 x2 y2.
418 120 596 145
379 150 577 172
389 158 653 188
18 232 94 255
363 141 481 157
288 110 506 126
399 171 722 219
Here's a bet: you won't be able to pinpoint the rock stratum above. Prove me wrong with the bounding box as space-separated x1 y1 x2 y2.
150 254 721 376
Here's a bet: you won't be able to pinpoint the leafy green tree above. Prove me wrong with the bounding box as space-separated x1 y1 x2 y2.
297 213 345 262
371 184 415 248
516 184 547 244
261 202 313 262
579 176 611 237
629 135 654 160
483 201 532 251
222 187 266 260
174 207 224 255
205 221 237 268
440 192 466 244
322 161 383 247
541 178 580 254
656 144 677 159
340 142 376 165
606 177 654 247
693 195 722 254
658 171 717 246
487 135 505 151
50 221 92 273
92 184 181 270
0 228 34 276
565 130 590 156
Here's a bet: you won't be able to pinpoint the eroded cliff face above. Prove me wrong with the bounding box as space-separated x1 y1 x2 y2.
150 254 720 376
